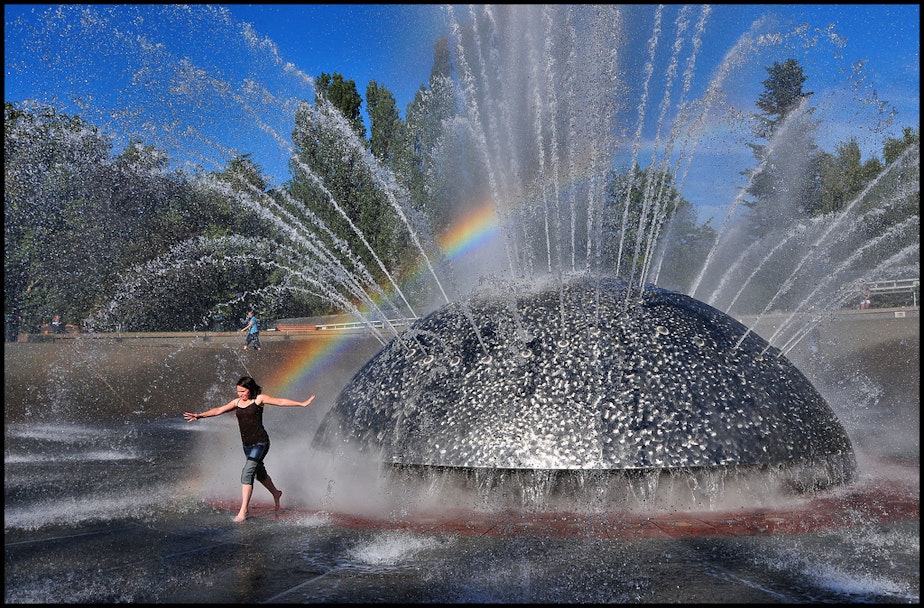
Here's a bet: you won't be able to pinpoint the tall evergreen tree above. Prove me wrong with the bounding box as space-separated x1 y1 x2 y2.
394 36 464 235
743 58 819 237
290 77 406 298
366 80 403 165
315 72 366 139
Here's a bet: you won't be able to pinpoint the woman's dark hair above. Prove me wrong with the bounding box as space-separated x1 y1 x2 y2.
236 376 262 399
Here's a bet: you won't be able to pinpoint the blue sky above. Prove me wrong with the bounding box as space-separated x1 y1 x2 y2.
5 4 920 224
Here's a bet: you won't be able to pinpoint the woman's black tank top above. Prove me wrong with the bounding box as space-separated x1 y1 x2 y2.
235 399 270 445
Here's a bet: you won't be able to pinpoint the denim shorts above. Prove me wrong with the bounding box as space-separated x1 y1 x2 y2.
240 442 269 484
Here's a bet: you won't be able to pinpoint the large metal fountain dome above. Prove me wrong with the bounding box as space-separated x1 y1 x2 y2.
314 276 856 489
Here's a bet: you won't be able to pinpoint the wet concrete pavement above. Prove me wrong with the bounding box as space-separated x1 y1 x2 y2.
5 313 919 603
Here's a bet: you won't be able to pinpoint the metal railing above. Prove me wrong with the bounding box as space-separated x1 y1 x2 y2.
866 278 919 307
275 317 419 333
315 317 418 331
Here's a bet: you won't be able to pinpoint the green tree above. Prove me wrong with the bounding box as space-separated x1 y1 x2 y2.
755 58 809 117
811 138 885 215
289 93 404 303
883 126 920 165
4 103 180 329
95 153 327 332
856 125 920 244
366 80 403 165
200 155 325 323
601 163 714 289
315 72 366 139
743 58 819 237
742 55 821 313
5 102 322 331
395 36 474 237
655 204 717 293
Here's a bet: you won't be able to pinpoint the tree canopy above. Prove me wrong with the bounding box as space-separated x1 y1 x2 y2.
4 47 918 332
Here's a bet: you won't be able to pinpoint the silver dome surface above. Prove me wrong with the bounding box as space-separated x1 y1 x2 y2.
314 277 855 484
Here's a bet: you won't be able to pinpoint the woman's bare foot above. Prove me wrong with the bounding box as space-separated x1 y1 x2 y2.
233 512 248 522
272 489 282 511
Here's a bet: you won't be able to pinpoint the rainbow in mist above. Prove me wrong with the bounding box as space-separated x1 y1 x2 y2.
267 199 500 394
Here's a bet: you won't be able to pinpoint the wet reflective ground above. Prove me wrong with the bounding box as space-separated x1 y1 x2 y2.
4 320 919 603
4 422 920 603
5 417 919 602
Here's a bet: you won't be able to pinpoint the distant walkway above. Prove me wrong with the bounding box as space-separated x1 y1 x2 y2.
9 306 916 347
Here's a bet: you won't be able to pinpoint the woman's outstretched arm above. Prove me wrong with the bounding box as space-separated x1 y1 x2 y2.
184 399 238 421
257 394 316 408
